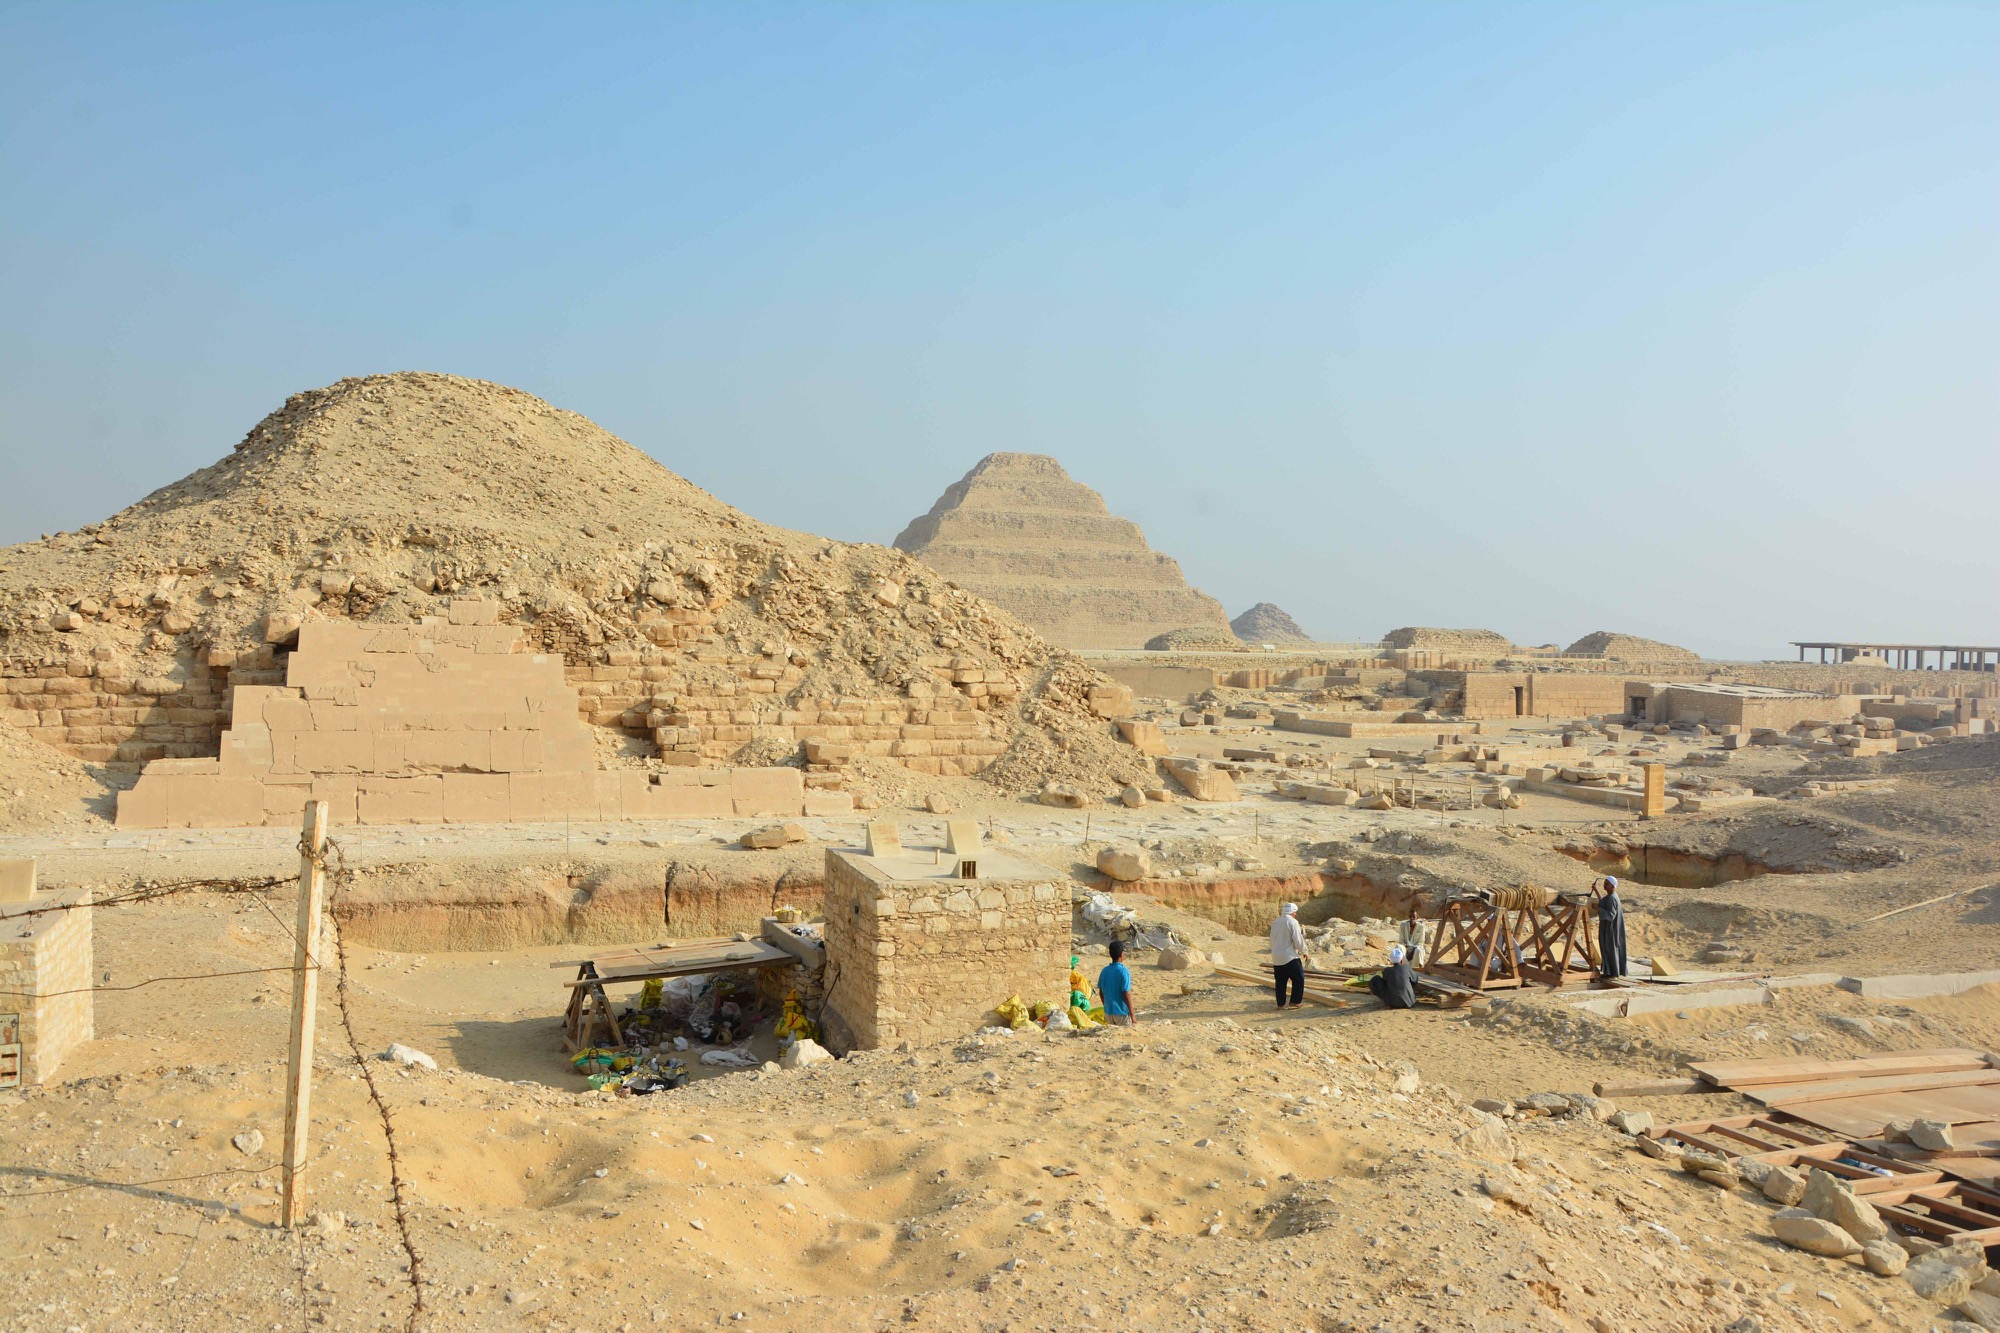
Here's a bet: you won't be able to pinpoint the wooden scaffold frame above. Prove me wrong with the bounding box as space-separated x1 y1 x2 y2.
1423 888 1597 991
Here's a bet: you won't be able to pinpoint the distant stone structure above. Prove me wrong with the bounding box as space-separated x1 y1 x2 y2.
1382 627 1512 655
1229 603 1311 644
1144 627 1241 652
1563 631 1700 663
893 453 1232 650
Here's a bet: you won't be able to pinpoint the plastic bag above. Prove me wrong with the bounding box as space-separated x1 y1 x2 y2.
1045 1006 1074 1032
993 995 1033 1031
639 978 664 1011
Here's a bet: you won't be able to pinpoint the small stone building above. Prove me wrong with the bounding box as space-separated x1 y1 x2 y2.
0 878 93 1085
819 841 1069 1052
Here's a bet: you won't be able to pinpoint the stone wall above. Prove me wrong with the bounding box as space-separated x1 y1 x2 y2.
819 846 1068 1053
0 887 93 1085
115 610 846 828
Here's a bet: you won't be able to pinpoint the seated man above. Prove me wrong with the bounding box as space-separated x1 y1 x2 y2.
1368 945 1417 1010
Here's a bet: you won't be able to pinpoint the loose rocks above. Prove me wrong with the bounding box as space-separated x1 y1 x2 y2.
1772 1209 1863 1258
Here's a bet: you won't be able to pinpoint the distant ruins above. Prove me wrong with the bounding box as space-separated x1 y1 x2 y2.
892 453 1232 650
1229 603 1311 645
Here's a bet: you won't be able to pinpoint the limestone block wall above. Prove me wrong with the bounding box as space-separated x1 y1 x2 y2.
0 651 243 767
114 613 841 828
819 848 1069 1053
555 604 1038 778
1458 673 1635 720
0 888 93 1085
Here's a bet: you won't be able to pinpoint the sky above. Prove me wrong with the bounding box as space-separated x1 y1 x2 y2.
1 3 1994 661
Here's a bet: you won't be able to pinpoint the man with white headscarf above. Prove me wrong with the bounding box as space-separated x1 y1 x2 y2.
1269 902 1306 1010
1597 876 1629 980
1369 945 1417 1009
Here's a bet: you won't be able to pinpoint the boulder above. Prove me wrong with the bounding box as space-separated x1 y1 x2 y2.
1455 1114 1514 1163
1156 944 1197 971
1096 845 1152 883
741 822 808 850
780 1038 832 1070
1039 782 1091 809
1119 785 1147 808
383 1043 438 1071
1957 1292 2000 1330
1762 1165 1806 1207
1907 1250 1983 1305
1390 1062 1421 1095
1608 1110 1651 1135
1772 1208 1863 1258
1911 1118 1957 1152
1802 1167 1888 1241
1861 1240 1909 1277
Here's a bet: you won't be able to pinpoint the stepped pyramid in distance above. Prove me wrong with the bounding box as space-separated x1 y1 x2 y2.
893 453 1232 650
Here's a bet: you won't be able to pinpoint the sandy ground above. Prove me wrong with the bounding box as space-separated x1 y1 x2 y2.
7 874 2000 1333
4 709 1998 1332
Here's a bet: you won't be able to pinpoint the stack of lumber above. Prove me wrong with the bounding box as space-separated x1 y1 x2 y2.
1686 1048 2000 1145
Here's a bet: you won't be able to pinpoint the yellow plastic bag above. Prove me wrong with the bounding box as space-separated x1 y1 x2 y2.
639 979 664 1011
775 992 817 1043
994 995 1032 1031
1068 1004 1099 1030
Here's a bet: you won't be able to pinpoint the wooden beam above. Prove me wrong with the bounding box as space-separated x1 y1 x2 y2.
280 800 329 1230
1594 1078 1706 1098
1688 1048 1987 1088
1753 1069 2000 1106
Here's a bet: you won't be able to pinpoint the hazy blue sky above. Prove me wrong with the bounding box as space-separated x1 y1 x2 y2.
3 4 1994 660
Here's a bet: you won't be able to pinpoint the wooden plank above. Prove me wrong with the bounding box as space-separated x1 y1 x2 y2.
1700 1124 1793 1153
1663 1130 1739 1158
1690 1048 1987 1088
1747 1068 2000 1106
1594 1078 1707 1098
1875 1203 1963 1239
1747 1118 1831 1147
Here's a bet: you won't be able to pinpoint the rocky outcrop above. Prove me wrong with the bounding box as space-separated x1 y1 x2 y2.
893 453 1231 650
1563 630 1701 662
1230 603 1311 644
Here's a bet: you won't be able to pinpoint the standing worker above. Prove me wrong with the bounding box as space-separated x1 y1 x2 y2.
1398 904 1433 968
1270 902 1306 1010
1597 876 1629 980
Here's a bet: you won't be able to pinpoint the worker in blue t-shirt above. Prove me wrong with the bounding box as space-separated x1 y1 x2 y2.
1097 939 1136 1026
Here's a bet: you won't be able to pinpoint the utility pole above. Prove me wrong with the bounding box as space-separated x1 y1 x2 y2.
281 799 329 1228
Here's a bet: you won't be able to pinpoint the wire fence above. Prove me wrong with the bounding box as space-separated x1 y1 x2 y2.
0 820 428 1332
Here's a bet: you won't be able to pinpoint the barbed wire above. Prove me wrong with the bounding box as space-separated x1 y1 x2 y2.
318 836 426 1332
0 964 307 1001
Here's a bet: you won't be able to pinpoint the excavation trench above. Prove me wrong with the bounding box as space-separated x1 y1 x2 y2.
1131 870 1417 936
1555 843 1794 889
332 856 826 952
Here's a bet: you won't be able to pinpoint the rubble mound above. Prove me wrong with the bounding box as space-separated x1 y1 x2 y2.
1382 627 1512 654
0 373 1153 797
892 452 1231 650
1563 630 1701 662
1144 627 1243 652
1229 602 1311 644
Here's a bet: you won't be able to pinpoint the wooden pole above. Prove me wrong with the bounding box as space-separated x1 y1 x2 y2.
281 799 329 1229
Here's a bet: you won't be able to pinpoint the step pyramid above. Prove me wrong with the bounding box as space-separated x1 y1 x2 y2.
893 453 1231 650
